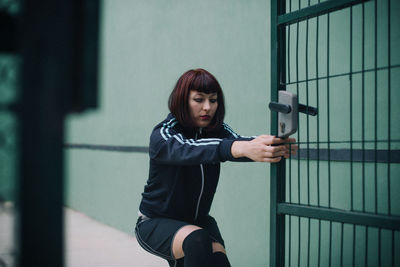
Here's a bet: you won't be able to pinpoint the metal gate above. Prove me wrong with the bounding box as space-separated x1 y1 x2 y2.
270 0 400 266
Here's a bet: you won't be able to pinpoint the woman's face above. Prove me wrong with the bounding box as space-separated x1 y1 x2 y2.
188 90 218 128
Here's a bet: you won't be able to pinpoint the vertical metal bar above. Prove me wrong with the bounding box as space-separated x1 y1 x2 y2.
270 1 286 266
361 3 368 267
296 14 300 209
287 3 293 266
288 27 291 83
289 215 292 267
361 0 366 215
350 2 354 254
387 0 393 265
289 148 292 267
306 18 310 209
349 7 354 213
270 1 279 265
340 223 344 267
288 29 291 84
316 0 321 208
378 228 382 267
326 14 331 208
374 0 378 217
287 5 293 266
365 227 368 266
318 219 321 267
373 1 381 266
315 37 323 267
305 4 311 266
387 0 391 218
295 10 301 266
316 9 321 267
327 12 333 267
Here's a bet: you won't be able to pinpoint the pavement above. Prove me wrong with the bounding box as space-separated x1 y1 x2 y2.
0 204 167 267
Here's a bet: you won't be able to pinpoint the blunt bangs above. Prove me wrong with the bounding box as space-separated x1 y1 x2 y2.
190 71 220 95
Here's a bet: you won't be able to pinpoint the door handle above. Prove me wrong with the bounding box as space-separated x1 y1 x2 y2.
269 91 317 138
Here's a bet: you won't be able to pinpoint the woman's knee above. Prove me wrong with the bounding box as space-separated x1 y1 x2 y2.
212 242 226 254
172 225 202 259
172 226 226 259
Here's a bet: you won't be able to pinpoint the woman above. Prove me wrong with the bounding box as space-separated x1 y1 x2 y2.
135 69 296 267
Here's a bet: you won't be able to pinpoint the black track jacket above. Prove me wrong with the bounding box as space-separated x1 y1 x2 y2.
139 114 253 223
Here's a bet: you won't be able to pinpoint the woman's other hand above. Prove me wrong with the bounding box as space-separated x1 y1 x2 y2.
231 135 297 163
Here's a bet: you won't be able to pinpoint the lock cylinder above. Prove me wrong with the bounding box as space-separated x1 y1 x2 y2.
269 91 317 138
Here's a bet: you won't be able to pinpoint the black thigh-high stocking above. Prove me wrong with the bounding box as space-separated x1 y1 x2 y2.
182 229 213 267
211 251 231 267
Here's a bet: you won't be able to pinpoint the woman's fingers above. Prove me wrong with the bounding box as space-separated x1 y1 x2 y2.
257 135 297 146
264 146 287 157
254 135 284 145
252 144 287 162
241 135 298 162
286 137 296 143
290 145 298 155
272 136 298 156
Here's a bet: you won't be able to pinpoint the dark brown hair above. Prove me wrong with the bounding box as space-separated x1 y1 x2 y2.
168 68 225 130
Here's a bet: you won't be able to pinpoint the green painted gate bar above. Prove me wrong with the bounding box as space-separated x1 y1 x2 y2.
278 203 400 231
270 0 286 266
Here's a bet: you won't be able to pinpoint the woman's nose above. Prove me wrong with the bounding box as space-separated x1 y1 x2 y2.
203 100 211 110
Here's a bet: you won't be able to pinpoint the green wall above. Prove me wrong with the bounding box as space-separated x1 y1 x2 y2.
65 1 272 266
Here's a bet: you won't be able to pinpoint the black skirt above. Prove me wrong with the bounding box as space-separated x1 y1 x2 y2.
134 214 225 267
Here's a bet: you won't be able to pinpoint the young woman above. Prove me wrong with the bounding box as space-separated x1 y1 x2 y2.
135 69 296 267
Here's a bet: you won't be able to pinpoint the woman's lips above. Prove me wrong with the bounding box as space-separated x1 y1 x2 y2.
200 115 211 120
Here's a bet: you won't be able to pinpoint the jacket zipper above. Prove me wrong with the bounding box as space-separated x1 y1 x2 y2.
194 128 204 221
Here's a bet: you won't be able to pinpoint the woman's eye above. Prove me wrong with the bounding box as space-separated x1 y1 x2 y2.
210 99 217 103
194 98 203 103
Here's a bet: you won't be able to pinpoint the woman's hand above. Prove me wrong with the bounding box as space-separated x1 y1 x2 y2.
231 135 298 163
